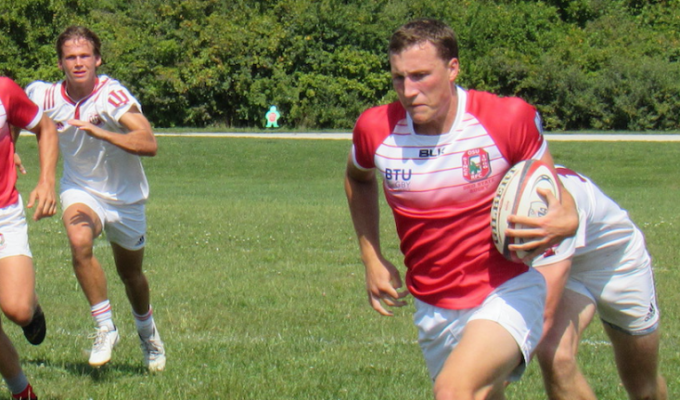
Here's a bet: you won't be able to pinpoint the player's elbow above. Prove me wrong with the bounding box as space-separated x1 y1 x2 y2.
141 145 157 157
138 137 158 157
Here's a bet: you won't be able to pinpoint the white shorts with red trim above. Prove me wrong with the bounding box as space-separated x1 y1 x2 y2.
0 196 32 259
61 187 147 251
413 268 546 382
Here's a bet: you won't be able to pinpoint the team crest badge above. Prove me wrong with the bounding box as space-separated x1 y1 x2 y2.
89 114 103 126
0 233 5 251
462 148 491 182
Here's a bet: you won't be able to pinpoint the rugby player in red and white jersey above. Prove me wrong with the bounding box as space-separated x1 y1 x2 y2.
345 19 579 399
532 167 667 400
25 26 165 371
0 76 58 400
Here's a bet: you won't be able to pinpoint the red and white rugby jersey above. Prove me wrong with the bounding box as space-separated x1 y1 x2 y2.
0 77 42 208
532 167 648 272
352 87 547 309
26 75 149 205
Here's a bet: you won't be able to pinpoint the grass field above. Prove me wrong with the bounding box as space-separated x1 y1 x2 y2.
9 135 680 399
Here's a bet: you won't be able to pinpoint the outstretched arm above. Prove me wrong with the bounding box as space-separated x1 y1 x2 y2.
68 105 157 156
344 154 409 316
26 114 59 220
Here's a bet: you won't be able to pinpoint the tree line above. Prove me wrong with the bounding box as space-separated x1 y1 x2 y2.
1 0 678 131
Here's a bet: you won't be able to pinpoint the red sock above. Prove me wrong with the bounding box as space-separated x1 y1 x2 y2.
12 383 37 400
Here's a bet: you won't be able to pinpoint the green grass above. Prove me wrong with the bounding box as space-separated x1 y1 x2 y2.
10 136 680 399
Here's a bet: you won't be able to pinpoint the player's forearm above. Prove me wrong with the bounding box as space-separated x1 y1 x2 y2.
345 173 384 264
95 128 158 156
558 187 579 238
536 260 571 334
34 115 58 186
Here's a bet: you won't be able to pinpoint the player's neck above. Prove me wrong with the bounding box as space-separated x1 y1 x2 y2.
64 78 98 103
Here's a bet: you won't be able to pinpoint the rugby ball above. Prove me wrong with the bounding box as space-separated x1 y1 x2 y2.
490 159 561 263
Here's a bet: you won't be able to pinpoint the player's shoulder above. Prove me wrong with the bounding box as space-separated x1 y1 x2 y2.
25 80 59 97
0 76 25 95
97 75 128 91
355 101 406 134
0 76 16 88
467 89 536 119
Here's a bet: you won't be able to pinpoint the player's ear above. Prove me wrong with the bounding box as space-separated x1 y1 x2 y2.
95 56 102 68
448 58 459 82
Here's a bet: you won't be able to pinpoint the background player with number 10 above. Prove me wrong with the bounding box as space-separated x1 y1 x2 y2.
25 26 166 372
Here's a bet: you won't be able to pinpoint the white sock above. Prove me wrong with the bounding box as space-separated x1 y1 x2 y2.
133 306 154 338
91 300 115 331
4 372 28 394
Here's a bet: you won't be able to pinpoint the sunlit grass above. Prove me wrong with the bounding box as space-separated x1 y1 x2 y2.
9 136 679 399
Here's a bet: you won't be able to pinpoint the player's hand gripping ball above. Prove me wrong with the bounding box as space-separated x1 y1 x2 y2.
490 159 561 263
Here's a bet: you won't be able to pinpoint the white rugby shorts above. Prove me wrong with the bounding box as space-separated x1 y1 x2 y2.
567 250 660 335
61 187 147 251
0 196 32 259
413 268 546 382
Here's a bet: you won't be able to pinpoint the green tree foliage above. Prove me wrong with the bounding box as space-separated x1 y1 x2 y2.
1 0 678 130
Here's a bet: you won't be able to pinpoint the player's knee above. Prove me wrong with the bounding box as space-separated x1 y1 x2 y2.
117 267 147 288
433 384 469 400
535 337 559 363
2 301 33 326
624 376 666 400
538 343 578 379
68 232 94 260
433 379 498 400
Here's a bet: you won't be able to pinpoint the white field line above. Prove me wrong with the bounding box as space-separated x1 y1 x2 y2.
21 131 680 141
154 132 680 141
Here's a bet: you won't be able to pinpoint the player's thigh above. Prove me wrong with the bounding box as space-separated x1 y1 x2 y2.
437 318 522 391
0 255 35 318
538 287 597 361
573 253 659 333
61 202 103 246
104 202 146 252
604 324 661 383
0 200 36 316
436 270 545 392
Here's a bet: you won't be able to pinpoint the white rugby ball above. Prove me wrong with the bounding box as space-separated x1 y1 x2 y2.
490 159 561 263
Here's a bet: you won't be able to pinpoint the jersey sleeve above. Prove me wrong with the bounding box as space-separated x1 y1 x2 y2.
103 80 143 124
499 100 545 164
530 213 581 267
352 102 405 170
469 90 546 165
25 81 50 110
531 168 589 267
0 77 42 130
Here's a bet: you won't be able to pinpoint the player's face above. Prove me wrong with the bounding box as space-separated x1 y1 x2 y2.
58 38 101 90
390 41 459 135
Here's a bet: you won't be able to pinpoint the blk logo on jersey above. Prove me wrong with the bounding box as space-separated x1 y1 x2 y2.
462 148 491 182
419 147 444 158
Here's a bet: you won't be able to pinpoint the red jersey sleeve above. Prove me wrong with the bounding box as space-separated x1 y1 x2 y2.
467 90 544 165
352 102 406 169
0 77 41 130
